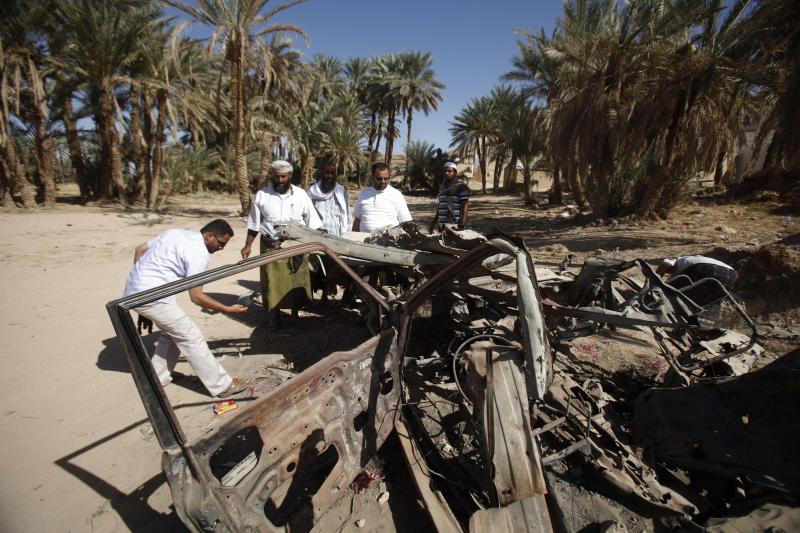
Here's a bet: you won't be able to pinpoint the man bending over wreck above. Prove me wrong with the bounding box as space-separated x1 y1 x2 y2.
123 219 249 398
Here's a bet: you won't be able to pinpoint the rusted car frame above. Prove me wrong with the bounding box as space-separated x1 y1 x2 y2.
107 228 558 532
107 243 398 532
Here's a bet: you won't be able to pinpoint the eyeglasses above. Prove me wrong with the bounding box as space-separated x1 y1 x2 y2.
212 234 227 249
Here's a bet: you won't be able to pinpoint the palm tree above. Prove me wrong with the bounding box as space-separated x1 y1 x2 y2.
743 0 800 172
504 28 573 205
450 96 495 193
533 0 757 217
352 57 380 171
326 121 362 180
38 0 94 201
344 56 371 183
396 51 444 187
367 54 403 165
404 140 440 191
0 45 37 207
309 53 346 101
344 57 370 96
486 85 517 194
0 0 56 205
283 95 334 188
55 0 157 204
166 0 309 214
633 0 755 216
249 35 303 185
53 73 89 199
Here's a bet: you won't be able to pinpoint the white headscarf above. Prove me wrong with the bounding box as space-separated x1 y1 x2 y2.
308 180 351 236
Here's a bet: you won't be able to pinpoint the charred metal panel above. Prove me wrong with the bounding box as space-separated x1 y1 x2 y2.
165 330 401 532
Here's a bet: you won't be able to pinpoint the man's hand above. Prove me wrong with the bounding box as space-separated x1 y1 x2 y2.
241 245 251 259
226 304 248 313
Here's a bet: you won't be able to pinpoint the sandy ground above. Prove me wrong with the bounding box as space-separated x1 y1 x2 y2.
0 184 796 532
0 193 253 532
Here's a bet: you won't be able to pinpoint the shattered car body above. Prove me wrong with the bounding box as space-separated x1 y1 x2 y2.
107 221 792 532
106 226 556 532
107 244 402 531
543 256 761 383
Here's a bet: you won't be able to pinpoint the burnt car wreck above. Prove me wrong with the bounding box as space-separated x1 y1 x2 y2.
107 222 799 532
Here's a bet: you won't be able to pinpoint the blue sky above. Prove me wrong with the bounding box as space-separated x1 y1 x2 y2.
169 0 565 153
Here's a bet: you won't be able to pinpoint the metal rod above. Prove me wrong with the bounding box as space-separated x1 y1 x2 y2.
485 346 496 505
532 416 567 436
542 439 591 465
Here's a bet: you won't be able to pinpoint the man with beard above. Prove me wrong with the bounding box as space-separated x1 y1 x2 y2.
429 161 470 232
352 162 412 233
307 160 351 237
241 160 322 327
307 161 352 302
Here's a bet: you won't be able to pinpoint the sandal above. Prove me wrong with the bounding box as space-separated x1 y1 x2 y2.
217 377 249 398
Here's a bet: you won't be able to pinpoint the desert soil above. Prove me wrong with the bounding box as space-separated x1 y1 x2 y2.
0 183 797 532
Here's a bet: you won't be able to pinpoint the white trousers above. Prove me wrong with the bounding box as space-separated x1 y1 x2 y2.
136 301 232 396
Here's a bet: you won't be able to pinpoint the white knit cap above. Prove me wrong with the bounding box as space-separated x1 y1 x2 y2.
444 162 457 170
270 160 293 174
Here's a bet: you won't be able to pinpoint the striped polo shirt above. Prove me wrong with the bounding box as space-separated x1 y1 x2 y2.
437 179 470 223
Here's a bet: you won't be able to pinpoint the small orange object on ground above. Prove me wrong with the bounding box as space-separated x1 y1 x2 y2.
213 400 239 415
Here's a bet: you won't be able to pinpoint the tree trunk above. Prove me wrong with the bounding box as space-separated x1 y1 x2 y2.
129 82 147 205
258 146 271 189
26 61 56 206
32 106 56 206
385 107 396 165
142 88 154 201
97 82 126 204
373 126 383 164
478 137 487 194
761 135 781 171
149 88 167 210
0 155 10 205
549 163 563 205
0 77 36 207
492 151 505 193
590 175 611 217
522 157 534 204
565 164 588 210
2 138 37 207
156 176 172 211
366 110 377 182
34 121 56 205
231 46 251 215
371 113 384 179
503 152 518 191
300 154 314 189
60 87 89 199
403 108 413 188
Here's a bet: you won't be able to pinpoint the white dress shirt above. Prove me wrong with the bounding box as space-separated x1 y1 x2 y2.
246 184 322 239
352 185 412 233
123 229 209 304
